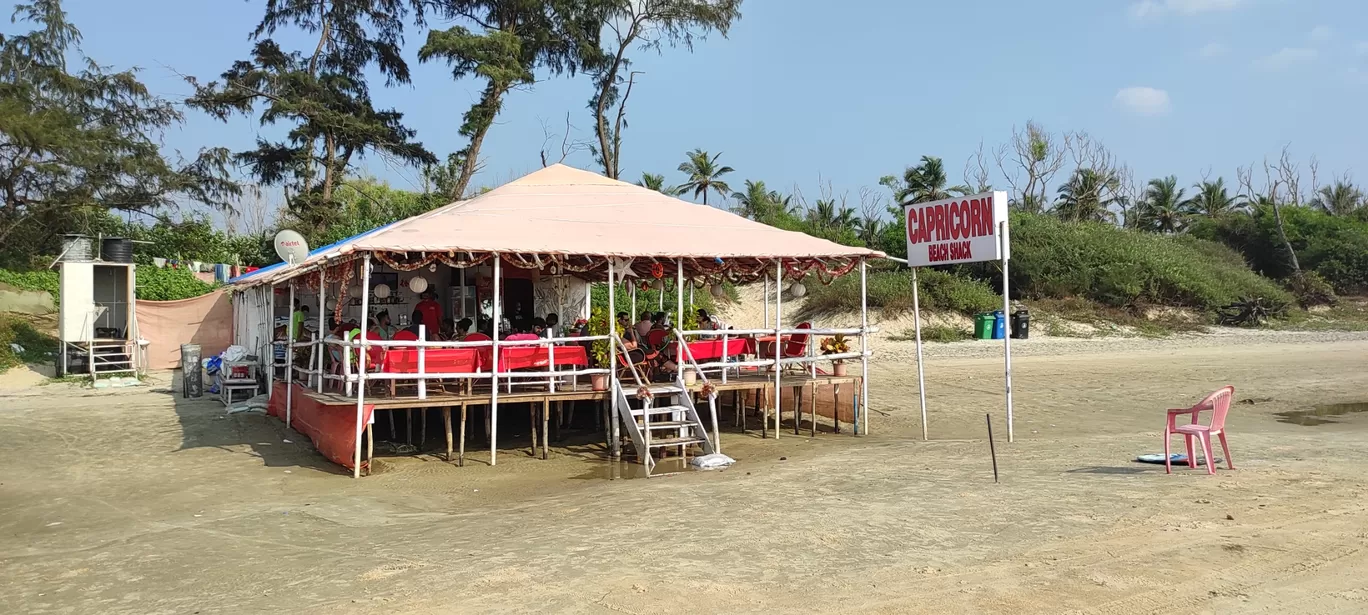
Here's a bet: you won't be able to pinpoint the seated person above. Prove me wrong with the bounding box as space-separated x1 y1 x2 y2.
405 309 425 337
456 318 474 339
439 317 456 341
372 309 396 339
618 312 676 379
651 311 669 330
531 317 547 338
635 311 653 339
545 313 560 338
696 308 722 331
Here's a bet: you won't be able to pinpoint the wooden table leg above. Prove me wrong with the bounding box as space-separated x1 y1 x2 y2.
542 398 550 460
388 410 397 441
406 408 413 446
444 406 453 462
458 403 467 467
760 387 767 439
795 385 803 436
420 408 428 449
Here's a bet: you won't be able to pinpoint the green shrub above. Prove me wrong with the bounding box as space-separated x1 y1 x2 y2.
0 269 60 305
1190 205 1368 294
136 266 216 301
891 324 971 343
991 213 1291 312
800 267 1000 317
0 315 58 372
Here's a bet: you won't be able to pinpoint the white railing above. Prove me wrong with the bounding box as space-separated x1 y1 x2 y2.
668 326 878 381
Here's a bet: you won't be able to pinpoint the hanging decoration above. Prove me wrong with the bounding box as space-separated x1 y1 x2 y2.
409 275 429 294
649 262 665 280
789 281 807 298
374 284 391 299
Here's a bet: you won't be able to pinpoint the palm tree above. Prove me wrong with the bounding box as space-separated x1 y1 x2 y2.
1312 181 1365 216
1136 175 1191 233
1187 178 1244 219
856 216 883 247
677 149 734 206
894 155 971 205
731 180 771 220
1053 168 1120 223
637 172 681 196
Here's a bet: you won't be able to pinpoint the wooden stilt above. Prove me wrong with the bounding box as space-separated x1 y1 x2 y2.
542 398 550 460
833 385 841 434
529 405 538 457
420 408 427 449
366 423 374 476
388 410 396 441
761 387 768 439
406 408 413 446
810 383 818 437
444 407 453 462
795 385 803 436
458 403 467 467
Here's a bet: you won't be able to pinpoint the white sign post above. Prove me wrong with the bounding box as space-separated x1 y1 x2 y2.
903 191 1014 442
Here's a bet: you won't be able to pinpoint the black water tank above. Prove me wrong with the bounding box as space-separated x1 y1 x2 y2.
101 237 133 263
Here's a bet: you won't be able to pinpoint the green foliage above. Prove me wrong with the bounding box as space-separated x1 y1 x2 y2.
1 0 239 269
0 269 60 304
920 324 972 343
678 149 734 206
801 266 1000 317
1000 213 1291 311
1191 205 1368 294
136 266 216 301
0 314 58 372
312 178 446 246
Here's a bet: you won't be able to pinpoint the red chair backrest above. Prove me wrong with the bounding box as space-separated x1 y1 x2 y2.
463 332 491 342
1205 385 1235 432
783 322 812 358
362 330 385 367
393 330 419 343
646 329 670 349
506 333 540 341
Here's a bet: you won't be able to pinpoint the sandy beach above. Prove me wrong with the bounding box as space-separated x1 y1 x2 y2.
2 324 1367 614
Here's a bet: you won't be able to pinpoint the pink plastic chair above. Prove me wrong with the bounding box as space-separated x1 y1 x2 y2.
506 333 540 342
1165 385 1236 475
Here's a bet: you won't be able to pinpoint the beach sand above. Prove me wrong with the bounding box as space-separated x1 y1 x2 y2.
2 304 1367 613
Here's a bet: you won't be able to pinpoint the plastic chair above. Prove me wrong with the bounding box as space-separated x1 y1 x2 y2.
393 330 419 343
646 329 670 350
1165 385 1236 475
506 333 540 342
462 332 491 342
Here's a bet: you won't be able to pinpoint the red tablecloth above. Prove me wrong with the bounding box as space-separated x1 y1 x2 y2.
382 347 480 373
669 338 750 361
481 345 589 371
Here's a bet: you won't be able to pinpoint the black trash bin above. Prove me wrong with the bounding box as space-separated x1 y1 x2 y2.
1010 309 1030 339
180 343 203 398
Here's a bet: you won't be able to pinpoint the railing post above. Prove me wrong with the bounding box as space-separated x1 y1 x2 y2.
286 282 295 428
316 267 325 393
774 259 783 440
608 259 619 461
720 331 729 384
417 324 427 400
352 254 372 479
490 253 501 466
548 341 556 393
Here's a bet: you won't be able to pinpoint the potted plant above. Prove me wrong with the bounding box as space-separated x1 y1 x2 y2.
587 314 613 391
820 334 851 377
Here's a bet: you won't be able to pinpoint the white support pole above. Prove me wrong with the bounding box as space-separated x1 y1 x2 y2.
264 285 274 398
859 258 870 436
763 275 770 330
631 282 637 326
1001 221 1014 443
608 259 619 460
353 254 372 479
459 267 467 319
676 258 684 333
773 260 782 439
912 267 928 441
286 282 295 429
316 268 326 393
490 254 502 466
417 324 427 400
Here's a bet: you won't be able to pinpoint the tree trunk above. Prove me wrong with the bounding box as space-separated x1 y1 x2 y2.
452 84 507 200
321 132 337 202
1269 201 1303 277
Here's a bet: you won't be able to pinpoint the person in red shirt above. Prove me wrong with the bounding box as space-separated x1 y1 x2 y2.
415 290 442 337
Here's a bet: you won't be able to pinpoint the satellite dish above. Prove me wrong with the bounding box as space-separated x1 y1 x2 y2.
273 230 310 264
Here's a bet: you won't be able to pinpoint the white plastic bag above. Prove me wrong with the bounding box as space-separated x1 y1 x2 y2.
690 453 735 470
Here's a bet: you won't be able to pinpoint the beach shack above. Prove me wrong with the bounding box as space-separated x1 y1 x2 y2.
229 164 883 477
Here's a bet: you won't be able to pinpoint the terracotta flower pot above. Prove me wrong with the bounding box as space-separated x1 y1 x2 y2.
832 362 848 377
591 373 609 391
683 368 697 386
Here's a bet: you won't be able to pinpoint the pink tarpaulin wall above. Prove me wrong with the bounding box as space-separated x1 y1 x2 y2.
136 289 234 369
267 382 374 472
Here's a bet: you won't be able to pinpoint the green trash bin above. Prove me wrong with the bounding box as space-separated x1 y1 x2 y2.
973 313 995 339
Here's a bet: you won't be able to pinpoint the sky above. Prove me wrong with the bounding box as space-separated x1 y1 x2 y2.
42 0 1368 222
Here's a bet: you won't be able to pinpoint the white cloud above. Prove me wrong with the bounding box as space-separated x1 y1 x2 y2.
1198 42 1229 57
1309 25 1333 43
1114 87 1172 116
1254 47 1318 70
1129 0 1244 20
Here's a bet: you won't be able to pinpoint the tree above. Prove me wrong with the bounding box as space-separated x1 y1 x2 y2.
1187 177 1243 219
186 0 432 232
677 149 733 206
1053 168 1120 223
637 172 681 196
420 0 605 199
1312 180 1364 216
1135 175 1190 233
588 0 742 179
0 0 238 265
995 121 1066 213
891 156 970 205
